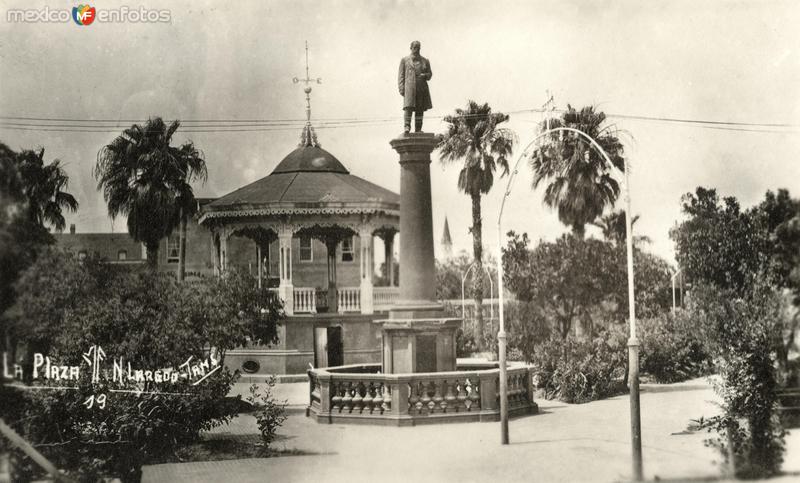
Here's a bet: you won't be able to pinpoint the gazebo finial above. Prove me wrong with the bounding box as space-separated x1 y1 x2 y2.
292 40 323 147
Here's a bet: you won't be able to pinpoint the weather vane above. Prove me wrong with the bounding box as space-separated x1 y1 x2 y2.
293 41 322 125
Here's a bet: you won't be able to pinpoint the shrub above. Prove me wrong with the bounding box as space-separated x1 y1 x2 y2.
638 312 713 383
246 377 288 449
455 328 477 357
692 282 786 479
531 328 627 404
505 301 551 363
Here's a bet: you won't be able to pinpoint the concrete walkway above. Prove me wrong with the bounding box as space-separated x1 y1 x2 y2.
143 378 800 483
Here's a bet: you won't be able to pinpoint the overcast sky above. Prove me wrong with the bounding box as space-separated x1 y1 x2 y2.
2 0 799 265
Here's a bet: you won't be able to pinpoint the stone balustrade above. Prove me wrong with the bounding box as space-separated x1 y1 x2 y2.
307 363 537 425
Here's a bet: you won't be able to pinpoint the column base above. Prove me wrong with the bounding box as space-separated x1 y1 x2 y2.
374 317 461 374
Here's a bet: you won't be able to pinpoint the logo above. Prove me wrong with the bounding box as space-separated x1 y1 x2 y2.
72 4 96 25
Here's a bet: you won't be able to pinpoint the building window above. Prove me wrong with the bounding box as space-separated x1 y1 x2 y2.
77 251 87 261
166 234 179 263
299 237 313 262
118 250 127 261
341 237 354 262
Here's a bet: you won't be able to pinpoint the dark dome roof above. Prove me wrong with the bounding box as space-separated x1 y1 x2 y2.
271 145 349 174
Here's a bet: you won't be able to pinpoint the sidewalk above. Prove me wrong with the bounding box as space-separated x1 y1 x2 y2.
143 378 800 483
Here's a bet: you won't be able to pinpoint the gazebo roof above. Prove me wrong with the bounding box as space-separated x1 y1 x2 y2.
199 125 399 223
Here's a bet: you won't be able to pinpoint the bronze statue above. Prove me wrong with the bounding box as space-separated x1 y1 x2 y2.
398 40 432 133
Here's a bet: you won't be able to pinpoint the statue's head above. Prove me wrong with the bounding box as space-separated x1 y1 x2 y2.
410 41 421 55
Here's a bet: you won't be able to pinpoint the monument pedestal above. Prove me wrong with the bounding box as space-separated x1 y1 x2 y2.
376 133 462 374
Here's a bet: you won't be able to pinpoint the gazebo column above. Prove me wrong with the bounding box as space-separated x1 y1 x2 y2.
278 227 294 315
359 229 374 314
220 232 229 273
385 232 396 287
325 239 338 313
256 243 262 289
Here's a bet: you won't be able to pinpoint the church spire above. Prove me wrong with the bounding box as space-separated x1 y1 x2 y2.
441 216 453 259
293 41 323 147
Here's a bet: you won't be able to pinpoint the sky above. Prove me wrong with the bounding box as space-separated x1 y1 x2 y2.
2 0 800 266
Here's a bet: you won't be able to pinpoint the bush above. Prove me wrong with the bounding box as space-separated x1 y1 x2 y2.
692 282 786 479
4 252 284 481
505 301 551 363
246 377 288 449
638 312 713 383
531 328 627 404
455 328 478 358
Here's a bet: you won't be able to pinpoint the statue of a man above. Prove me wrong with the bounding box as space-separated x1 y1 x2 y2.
398 40 432 134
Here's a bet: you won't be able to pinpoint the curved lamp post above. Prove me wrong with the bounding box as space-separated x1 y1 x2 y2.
496 127 643 481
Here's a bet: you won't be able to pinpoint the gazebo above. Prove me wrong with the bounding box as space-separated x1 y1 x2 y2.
197 123 400 374
198 124 400 317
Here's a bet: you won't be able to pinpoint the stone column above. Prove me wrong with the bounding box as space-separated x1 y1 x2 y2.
359 228 374 314
390 134 440 311
278 227 294 315
377 133 461 374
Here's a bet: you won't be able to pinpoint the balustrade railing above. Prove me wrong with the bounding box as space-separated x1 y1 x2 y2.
373 286 399 311
294 287 317 313
306 363 536 425
337 287 360 313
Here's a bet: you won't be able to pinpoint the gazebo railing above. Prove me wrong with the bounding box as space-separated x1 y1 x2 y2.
373 287 399 311
294 287 317 313
337 287 361 313
283 286 401 315
307 363 537 425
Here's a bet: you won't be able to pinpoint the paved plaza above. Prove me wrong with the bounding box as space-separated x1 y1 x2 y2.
143 378 799 483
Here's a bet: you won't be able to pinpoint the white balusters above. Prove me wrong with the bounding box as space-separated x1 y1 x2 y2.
293 287 317 313
337 287 361 313
372 287 399 311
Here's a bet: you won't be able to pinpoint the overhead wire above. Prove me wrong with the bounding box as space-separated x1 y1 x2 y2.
1 107 798 134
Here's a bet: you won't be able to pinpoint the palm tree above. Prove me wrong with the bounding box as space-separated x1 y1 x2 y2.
95 118 207 274
590 210 650 247
438 101 516 350
530 105 626 238
16 148 78 231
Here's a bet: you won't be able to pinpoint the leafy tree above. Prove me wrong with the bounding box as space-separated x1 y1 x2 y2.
503 231 623 339
503 231 671 339
530 105 626 238
435 251 497 301
438 101 516 349
95 118 207 272
7 252 284 481
0 143 75 352
670 187 768 296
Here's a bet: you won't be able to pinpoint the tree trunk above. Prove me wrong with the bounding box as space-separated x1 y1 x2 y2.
471 192 485 351
572 223 586 239
145 242 159 269
178 209 187 282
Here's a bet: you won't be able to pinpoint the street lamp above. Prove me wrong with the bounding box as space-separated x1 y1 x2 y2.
496 127 643 481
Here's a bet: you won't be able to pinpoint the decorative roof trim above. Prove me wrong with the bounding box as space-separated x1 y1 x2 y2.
198 206 400 224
